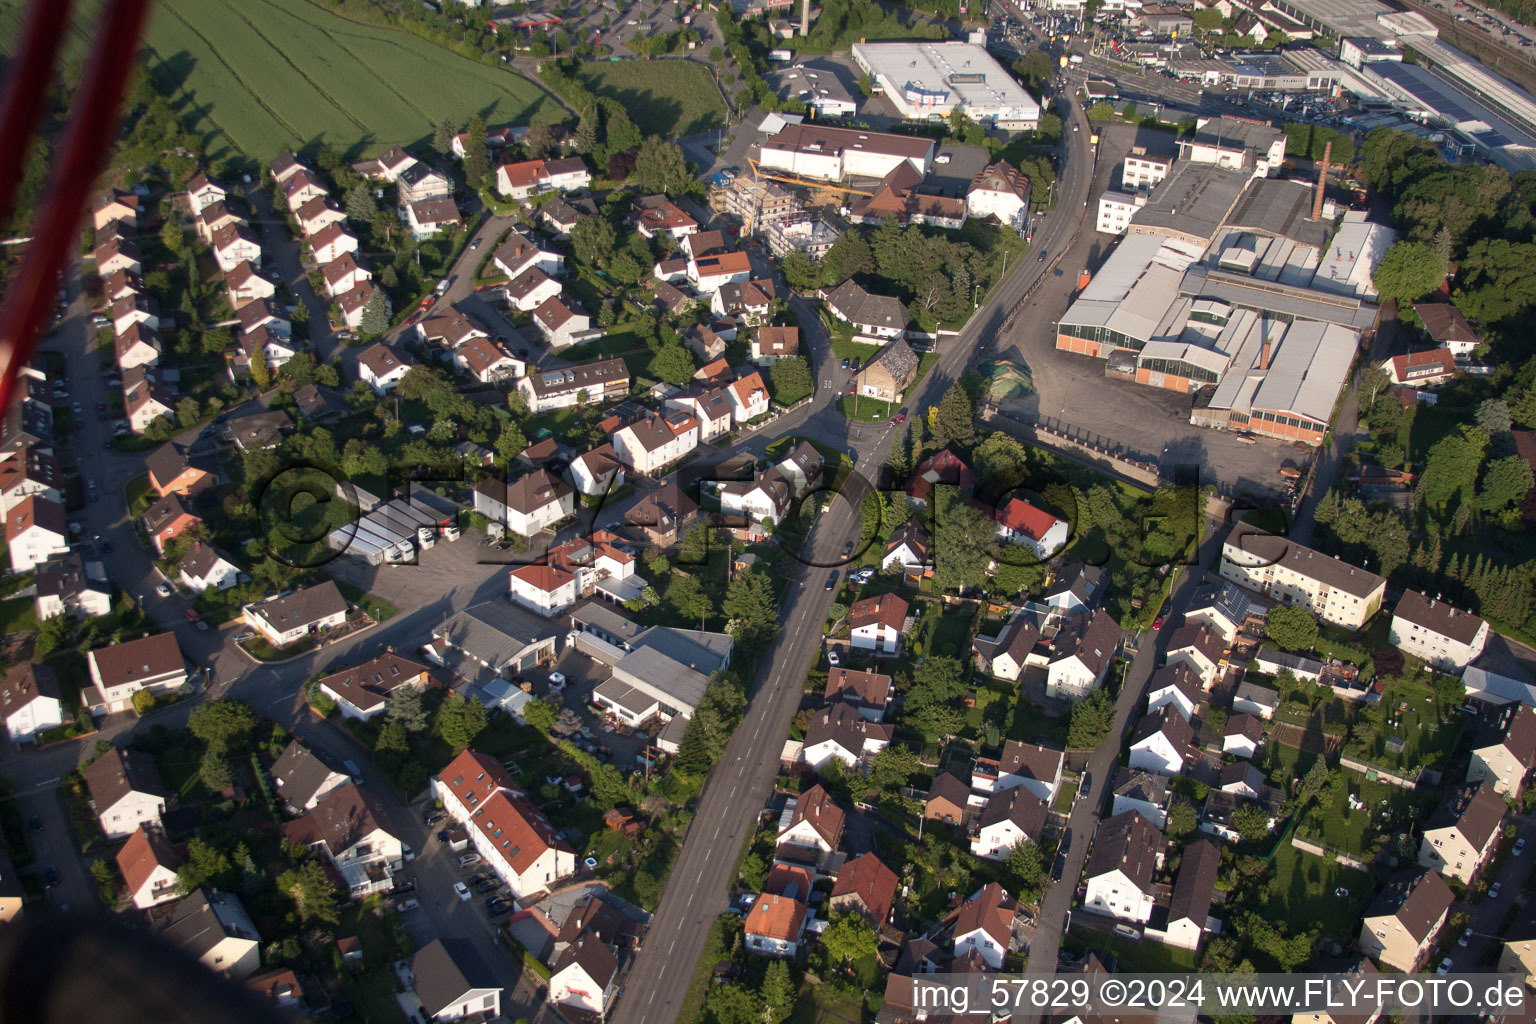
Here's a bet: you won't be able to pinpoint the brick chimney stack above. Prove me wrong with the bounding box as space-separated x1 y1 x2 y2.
1311 140 1333 221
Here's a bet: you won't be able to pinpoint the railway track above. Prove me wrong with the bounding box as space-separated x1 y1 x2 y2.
1395 0 1536 95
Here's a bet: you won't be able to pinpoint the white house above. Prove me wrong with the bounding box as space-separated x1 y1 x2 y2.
33 554 111 622
409 939 503 1023
850 593 907 655
970 787 1048 861
271 740 351 813
820 279 908 339
309 224 359 266
612 411 699 476
242 581 349 649
531 295 592 349
474 470 575 538
549 934 619 1018
161 889 262 980
744 892 809 957
186 172 227 215
800 703 893 769
210 223 263 273
570 444 625 499
994 498 1069 559
81 747 167 840
1083 811 1162 923
5 494 67 573
775 784 844 861
494 157 591 199
116 823 182 909
953 883 1017 969
718 471 791 527
87 632 186 715
282 782 405 898
321 253 372 298
0 663 62 744
177 542 242 594
1145 664 1200 722
1157 839 1219 952
882 521 931 576
114 323 162 370
688 251 754 294
405 197 461 239
314 652 434 722
1389 590 1490 672
966 161 1032 233
432 750 576 898
970 740 1064 804
1045 610 1120 702
727 370 770 422
491 232 565 280
1128 705 1194 777
508 564 579 618
1163 623 1227 688
503 267 563 312
1468 704 1536 798
1112 771 1170 829
1417 781 1506 885
356 343 414 394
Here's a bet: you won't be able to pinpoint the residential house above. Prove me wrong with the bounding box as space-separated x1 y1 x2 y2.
0 445 62 519
666 385 733 443
160 889 261 980
830 853 897 928
821 279 909 339
718 470 792 527
1415 302 1480 361
1045 610 1121 701
114 323 162 370
432 749 576 898
1112 769 1171 828
1462 665 1536 711
850 592 908 655
87 632 185 714
474 469 575 538
81 746 168 840
540 194 598 236
308 223 358 266
752 325 799 365
1223 713 1265 758
683 324 725 362
624 480 699 549
1220 522 1386 631
92 189 140 230
682 230 727 261
224 408 292 452
953 883 1017 969
111 294 160 335
141 493 201 555
972 740 1065 803
517 358 630 414
405 197 461 239
116 823 182 910
33 554 110 622
800 702 893 769
271 739 352 813
94 235 141 277
688 251 754 295
775 784 844 866
102 267 143 304
549 932 620 1018
316 652 434 722
853 338 920 403
773 439 823 495
1129 705 1196 777
973 615 1042 682
824 668 893 720
994 498 1069 559
612 411 699 475
295 196 346 237
1163 623 1226 688
1158 839 1220 951
0 662 62 744
966 161 1033 233
356 343 414 394
631 194 698 239
925 772 971 825
247 970 305 1013
1385 349 1458 386
570 444 624 499
712 278 778 325
1499 911 1536 988
408 939 502 1022
268 151 306 185
1418 780 1506 884
491 231 564 280
1359 870 1453 972
1043 563 1107 616
1469 703 1536 798
1233 681 1281 720
744 889 809 957
882 521 932 576
1185 579 1260 642
727 370 770 422
282 782 404 898
337 282 384 331
177 542 242 594
240 325 298 372
210 222 263 273
531 295 593 349
495 157 591 199
971 786 1049 861
197 201 245 244
1146 665 1200 722
1389 589 1490 672
351 145 418 182
292 383 350 425
397 164 453 204
320 253 372 298
456 337 523 384
223 261 275 308
653 256 689 284
280 169 327 211
1083 811 1163 923
5 494 67 572
450 124 523 160
648 279 692 317
503 267 563 312
242 581 349 648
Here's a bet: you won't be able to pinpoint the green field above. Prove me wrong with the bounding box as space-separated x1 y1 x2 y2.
575 59 727 137
4 0 556 159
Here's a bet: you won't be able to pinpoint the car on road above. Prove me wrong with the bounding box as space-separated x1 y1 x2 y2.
1437 957 1453 974
155 584 172 598
1460 928 1473 947
891 413 905 425
453 882 471 901
470 237 482 250
825 571 838 591
1050 853 1066 881
840 359 849 370
88 490 97 503
195 620 210 631
1491 881 1503 898
1072 123 1079 131
396 897 420 911
1039 252 1046 261
1516 838 1526 856
27 817 42 834
71 402 82 415
424 811 445 825
841 541 854 559
1079 772 1091 797
392 880 416 894
183 608 198 622
43 867 58 888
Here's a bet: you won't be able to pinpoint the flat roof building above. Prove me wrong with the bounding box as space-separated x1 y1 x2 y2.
851 42 1040 129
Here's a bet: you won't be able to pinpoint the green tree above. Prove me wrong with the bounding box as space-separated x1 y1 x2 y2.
972 432 1032 497
571 214 617 267
1005 839 1044 895
278 860 341 926
1011 49 1056 93
199 751 234 792
992 546 1048 597
202 326 233 356
931 488 997 593
523 698 557 734
738 852 768 892
188 700 257 754
779 250 819 292
1166 800 1198 839
648 341 696 387
1265 605 1318 651
1371 240 1445 306
436 694 488 748
346 182 377 225
761 960 794 1024
90 858 118 903
359 289 392 338
33 615 70 659
522 122 555 160
176 396 200 428
1479 454 1534 511
250 349 271 391
1067 689 1116 747
1230 802 1272 842
376 720 409 754
822 911 878 964
177 838 232 894
433 116 456 155
768 355 812 405
703 984 763 1024
1423 425 1489 511
723 568 779 648
871 744 921 789
496 420 529 463
933 381 975 448
632 137 691 195
669 573 711 624
386 685 429 732
464 114 491 187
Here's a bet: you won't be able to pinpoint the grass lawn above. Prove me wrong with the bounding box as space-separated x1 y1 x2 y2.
121 0 555 160
125 473 153 516
1053 778 1078 813
0 597 37 635
154 746 207 802
1302 766 1430 855
574 59 727 137
837 395 895 422
343 966 408 1024
335 580 400 623
1008 698 1070 746
1065 924 1201 972
240 635 313 662
1265 842 1372 942
913 605 972 660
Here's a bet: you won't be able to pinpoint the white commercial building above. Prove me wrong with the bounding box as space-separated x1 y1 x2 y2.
852 42 1040 129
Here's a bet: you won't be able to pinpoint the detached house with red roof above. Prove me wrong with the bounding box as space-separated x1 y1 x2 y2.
850 592 908 655
141 493 201 555
688 251 753 294
433 749 577 898
1384 349 1457 386
830 853 897 928
728 370 770 422
774 783 845 869
531 295 593 350
745 865 814 957
631 194 698 239
320 253 371 300
87 632 186 715
116 823 182 909
954 883 1018 969
994 498 1069 559
315 652 434 722
824 668 893 721
495 157 591 199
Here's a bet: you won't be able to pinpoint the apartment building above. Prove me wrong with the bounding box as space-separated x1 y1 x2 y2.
1220 522 1385 630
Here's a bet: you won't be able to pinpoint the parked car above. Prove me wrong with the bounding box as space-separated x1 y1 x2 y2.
392 880 416 895
1490 881 1503 899
453 882 471 901
155 584 172 598
1516 838 1526 857
424 811 445 825
474 879 499 894
827 648 841 667
470 237 482 250
43 867 58 888
1079 772 1091 797
436 830 451 844
1459 927 1473 947
396 897 420 912
1437 957 1453 974
183 608 198 622
487 899 513 917
825 571 838 591
27 817 42 834
457 853 482 868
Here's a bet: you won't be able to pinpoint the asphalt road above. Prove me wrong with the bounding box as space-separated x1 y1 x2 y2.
609 89 1099 1024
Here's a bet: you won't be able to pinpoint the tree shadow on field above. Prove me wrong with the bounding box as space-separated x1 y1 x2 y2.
587 85 686 138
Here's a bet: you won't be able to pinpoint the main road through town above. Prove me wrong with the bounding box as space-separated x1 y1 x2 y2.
610 89 1099 1024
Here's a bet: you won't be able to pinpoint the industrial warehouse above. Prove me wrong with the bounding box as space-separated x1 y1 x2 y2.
851 41 1042 129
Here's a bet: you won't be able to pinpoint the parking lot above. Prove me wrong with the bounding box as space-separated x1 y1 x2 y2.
539 644 654 771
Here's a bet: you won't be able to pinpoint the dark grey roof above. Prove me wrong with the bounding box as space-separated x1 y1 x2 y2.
1223 178 1330 249
270 739 345 808
1188 580 1255 627
1084 811 1162 890
1044 562 1107 607
1424 780 1506 851
570 601 643 642
178 541 236 582
822 279 909 332
411 938 500 1017
1114 768 1170 804
160 889 259 958
246 581 347 631
1364 870 1453 943
977 786 1047 838
1226 522 1386 598
81 747 166 810
437 600 557 668
1132 704 1195 751
1392 590 1486 646
1167 840 1220 928
1130 160 1249 242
